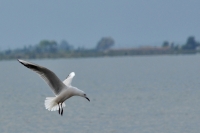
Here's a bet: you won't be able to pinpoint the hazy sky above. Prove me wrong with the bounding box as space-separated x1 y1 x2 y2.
0 0 200 50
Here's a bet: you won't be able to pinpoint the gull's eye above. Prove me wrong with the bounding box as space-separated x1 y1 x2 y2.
84 94 86 96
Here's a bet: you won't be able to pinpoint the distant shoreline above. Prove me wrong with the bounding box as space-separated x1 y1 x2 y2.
0 47 199 61
1 36 199 60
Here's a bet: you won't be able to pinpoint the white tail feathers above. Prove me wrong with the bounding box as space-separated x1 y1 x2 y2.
44 97 66 111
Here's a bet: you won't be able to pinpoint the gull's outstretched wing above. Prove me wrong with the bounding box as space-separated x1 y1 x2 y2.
63 72 75 86
18 59 66 95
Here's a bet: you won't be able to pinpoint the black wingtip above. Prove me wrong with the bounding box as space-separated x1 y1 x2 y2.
18 59 23 63
18 59 25 66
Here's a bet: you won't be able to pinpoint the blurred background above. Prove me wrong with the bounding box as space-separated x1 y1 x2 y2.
0 1 200 133
0 0 200 58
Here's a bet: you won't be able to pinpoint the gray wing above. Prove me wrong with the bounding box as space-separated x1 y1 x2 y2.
18 59 66 95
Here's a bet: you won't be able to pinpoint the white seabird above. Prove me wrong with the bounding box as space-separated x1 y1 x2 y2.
18 59 90 116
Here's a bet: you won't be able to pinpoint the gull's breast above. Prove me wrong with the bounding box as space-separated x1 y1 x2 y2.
55 89 73 103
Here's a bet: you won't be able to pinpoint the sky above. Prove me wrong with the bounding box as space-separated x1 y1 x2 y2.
0 0 200 50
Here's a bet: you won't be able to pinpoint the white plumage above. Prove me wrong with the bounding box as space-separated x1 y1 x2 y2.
18 59 90 116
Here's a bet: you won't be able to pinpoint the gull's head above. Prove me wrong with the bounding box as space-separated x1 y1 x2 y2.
79 90 90 102
73 87 90 102
83 93 90 102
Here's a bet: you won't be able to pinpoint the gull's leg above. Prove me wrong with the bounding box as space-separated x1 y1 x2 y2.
58 103 60 114
61 103 63 116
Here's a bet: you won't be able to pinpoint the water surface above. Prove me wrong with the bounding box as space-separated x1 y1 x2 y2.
0 55 200 133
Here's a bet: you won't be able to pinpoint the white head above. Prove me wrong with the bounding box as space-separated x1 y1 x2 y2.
72 87 90 102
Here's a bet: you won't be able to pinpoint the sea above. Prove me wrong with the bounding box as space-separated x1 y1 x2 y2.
0 55 200 133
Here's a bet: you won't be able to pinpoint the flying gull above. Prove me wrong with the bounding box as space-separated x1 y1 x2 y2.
18 59 90 116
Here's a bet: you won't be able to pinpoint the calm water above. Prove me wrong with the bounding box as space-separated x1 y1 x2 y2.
0 55 200 133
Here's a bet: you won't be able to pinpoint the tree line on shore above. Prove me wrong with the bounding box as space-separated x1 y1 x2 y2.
0 36 199 60
162 36 200 50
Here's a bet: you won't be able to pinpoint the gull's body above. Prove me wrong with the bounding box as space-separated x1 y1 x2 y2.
18 59 90 116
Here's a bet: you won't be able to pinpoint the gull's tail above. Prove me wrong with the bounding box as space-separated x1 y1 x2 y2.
44 97 65 111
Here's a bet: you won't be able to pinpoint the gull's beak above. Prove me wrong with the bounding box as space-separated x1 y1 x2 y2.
85 97 90 102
